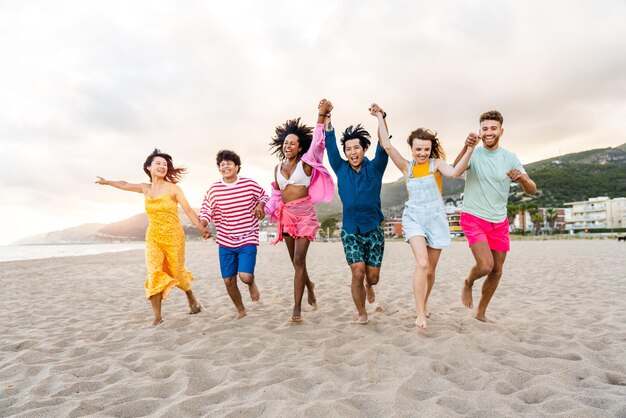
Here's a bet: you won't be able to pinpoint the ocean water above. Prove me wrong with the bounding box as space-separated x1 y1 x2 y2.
0 243 146 262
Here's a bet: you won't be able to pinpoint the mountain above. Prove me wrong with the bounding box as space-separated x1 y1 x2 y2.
12 211 202 245
317 143 626 220
520 143 626 207
12 143 626 244
12 223 107 245
315 176 465 220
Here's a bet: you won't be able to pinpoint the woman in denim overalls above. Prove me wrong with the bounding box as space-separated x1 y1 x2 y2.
370 104 475 329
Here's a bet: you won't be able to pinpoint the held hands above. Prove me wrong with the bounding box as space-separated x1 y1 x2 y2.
318 99 333 116
198 224 212 240
465 133 479 148
253 202 266 220
369 103 384 118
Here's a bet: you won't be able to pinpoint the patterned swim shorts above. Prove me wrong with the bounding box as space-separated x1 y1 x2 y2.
341 225 385 267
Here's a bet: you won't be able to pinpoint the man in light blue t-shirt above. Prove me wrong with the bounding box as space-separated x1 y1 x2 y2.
453 110 537 322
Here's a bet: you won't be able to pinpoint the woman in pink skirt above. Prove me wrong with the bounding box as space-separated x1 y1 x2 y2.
265 99 334 322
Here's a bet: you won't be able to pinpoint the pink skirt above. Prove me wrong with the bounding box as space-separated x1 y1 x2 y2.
271 196 320 244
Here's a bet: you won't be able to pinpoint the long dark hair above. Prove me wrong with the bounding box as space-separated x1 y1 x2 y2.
269 118 313 160
143 148 186 183
407 129 446 160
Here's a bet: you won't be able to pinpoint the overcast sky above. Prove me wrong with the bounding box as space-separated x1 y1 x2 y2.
1 0 625 245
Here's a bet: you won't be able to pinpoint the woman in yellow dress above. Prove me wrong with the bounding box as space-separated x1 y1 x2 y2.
96 149 210 325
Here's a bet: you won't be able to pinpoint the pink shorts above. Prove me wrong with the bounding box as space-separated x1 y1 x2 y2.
460 212 510 252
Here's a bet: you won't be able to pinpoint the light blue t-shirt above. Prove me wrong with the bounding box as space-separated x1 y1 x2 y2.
462 146 525 223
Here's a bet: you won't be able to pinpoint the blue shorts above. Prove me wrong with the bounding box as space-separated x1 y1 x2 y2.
218 245 257 279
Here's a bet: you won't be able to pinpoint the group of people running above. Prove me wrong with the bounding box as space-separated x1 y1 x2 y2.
96 99 537 328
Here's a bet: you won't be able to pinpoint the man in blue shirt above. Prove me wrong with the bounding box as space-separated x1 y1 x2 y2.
323 100 389 324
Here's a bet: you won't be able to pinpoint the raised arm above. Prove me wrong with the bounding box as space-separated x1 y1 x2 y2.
173 185 210 238
369 103 407 176
435 145 475 178
452 133 479 167
95 177 147 193
321 99 343 173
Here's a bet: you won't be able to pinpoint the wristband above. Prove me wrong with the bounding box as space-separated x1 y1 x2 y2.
383 112 387 119
318 113 331 117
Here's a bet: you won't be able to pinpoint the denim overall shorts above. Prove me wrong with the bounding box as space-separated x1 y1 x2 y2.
401 159 451 249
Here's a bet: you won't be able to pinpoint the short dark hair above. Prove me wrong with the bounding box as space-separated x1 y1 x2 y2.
480 110 504 125
216 150 241 173
269 118 313 160
143 148 186 183
340 124 371 152
407 128 445 160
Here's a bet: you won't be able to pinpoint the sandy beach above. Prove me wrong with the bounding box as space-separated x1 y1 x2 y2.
1 239 625 417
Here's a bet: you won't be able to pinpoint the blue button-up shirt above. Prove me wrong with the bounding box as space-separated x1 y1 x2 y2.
325 128 389 234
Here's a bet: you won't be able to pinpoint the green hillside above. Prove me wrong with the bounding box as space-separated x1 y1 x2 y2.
522 143 626 207
318 143 626 217
523 163 626 207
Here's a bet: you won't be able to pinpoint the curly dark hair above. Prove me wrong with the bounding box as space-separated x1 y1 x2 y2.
143 148 186 183
269 118 313 160
407 128 446 160
340 124 371 152
216 150 241 174
480 110 504 125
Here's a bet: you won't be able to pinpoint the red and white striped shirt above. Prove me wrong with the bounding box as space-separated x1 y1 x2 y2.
200 177 269 248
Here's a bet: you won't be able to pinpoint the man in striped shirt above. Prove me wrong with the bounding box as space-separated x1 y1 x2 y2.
200 150 269 320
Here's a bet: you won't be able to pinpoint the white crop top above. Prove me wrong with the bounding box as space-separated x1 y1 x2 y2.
276 160 311 190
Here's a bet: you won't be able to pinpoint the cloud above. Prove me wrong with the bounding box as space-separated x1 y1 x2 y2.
1 0 625 244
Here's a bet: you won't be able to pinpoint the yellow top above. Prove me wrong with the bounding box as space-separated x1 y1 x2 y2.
411 161 443 195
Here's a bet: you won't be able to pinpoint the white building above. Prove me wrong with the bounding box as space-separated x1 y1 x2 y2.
564 197 626 231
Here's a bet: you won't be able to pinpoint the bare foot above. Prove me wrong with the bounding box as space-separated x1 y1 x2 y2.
355 314 369 324
189 302 203 314
461 279 473 309
425 311 431 319
234 310 247 320
306 282 317 308
474 313 493 323
290 309 303 323
415 314 427 329
365 284 376 304
152 317 163 326
249 282 260 302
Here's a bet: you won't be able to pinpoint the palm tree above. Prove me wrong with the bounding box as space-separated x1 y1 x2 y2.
319 216 338 240
545 208 558 234
527 204 543 235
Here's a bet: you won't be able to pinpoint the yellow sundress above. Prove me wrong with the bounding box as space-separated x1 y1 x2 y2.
144 191 194 300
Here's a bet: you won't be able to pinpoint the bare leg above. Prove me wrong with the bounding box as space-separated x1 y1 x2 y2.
462 241 494 309
408 236 429 329
223 276 247 319
285 237 316 308
240 273 260 302
424 247 442 318
185 289 203 314
304 266 317 309
364 265 380 304
150 293 163 325
350 262 368 323
475 250 507 322
285 236 311 322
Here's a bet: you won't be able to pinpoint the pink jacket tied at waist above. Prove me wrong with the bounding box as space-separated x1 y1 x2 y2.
270 196 319 244
264 123 335 222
